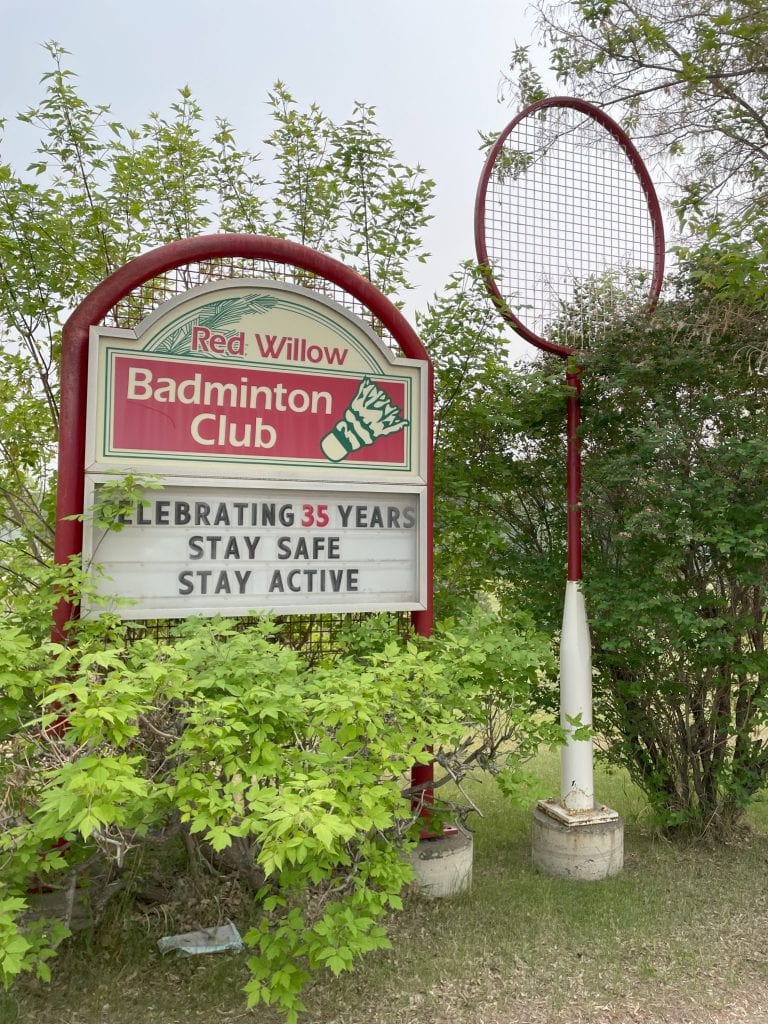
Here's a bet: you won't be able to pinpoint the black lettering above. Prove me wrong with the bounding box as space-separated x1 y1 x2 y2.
330 569 344 591
355 506 368 527
233 502 248 526
188 536 204 560
224 536 240 559
294 537 309 559
403 506 416 529
206 535 222 558
338 504 352 527
195 502 211 526
136 503 151 525
287 569 302 592
347 569 359 591
213 571 231 594
262 503 276 526
387 507 401 528
178 570 194 595
279 504 295 527
156 500 170 525
269 570 284 592
174 501 191 526
234 570 251 594
277 537 292 559
369 506 383 528
213 503 231 526
198 570 212 594
307 536 336 558
244 536 260 558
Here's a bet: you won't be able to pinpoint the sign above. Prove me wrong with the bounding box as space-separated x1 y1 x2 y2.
103 355 411 468
82 278 429 619
81 482 425 618
86 280 426 481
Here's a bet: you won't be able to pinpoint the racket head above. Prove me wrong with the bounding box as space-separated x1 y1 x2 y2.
475 96 665 359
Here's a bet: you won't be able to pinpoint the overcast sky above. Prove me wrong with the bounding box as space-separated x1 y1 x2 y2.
0 0 549 338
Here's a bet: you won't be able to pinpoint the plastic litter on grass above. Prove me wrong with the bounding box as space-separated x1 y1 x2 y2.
157 919 243 957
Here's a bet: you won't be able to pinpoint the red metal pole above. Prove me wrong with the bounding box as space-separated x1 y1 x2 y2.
565 366 583 583
411 357 435 830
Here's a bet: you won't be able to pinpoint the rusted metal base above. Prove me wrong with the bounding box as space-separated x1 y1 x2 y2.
536 798 620 827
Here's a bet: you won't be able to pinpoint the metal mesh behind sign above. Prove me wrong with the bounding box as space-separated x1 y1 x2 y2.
105 257 400 353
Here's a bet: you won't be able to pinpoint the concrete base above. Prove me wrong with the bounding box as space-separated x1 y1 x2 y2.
410 832 473 898
532 805 623 880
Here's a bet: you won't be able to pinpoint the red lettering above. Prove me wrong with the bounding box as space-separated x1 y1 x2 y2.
191 327 245 357
300 504 330 528
191 326 211 352
228 331 245 356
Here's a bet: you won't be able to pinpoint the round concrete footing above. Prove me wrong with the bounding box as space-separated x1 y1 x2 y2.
410 832 473 898
532 807 623 880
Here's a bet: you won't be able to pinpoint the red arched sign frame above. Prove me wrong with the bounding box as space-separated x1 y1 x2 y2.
53 234 433 642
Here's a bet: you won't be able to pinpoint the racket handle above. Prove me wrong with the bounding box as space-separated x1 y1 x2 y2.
560 580 594 811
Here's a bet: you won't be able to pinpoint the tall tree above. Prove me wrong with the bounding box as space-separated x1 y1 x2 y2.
505 1 768 305
418 264 526 614
0 45 434 596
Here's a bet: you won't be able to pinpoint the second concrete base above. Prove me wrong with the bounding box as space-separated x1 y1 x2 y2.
532 806 623 880
410 832 473 898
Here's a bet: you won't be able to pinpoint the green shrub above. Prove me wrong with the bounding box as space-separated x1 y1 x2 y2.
0 564 556 1021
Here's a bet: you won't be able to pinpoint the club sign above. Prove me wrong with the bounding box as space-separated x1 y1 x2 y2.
82 278 429 619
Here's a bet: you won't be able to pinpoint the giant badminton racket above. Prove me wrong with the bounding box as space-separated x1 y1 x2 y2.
475 96 664 355
475 97 664 818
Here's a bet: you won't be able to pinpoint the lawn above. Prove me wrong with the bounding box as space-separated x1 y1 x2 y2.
6 752 768 1024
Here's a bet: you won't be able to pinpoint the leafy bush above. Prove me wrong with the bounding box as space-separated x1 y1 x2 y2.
481 286 768 836
0 565 556 1021
579 297 768 834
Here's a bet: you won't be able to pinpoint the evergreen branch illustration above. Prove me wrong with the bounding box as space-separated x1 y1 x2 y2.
146 295 279 355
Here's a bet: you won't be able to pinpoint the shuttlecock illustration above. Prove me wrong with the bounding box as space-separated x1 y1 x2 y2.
320 376 409 462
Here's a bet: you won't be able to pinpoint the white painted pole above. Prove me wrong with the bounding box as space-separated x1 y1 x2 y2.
560 580 594 811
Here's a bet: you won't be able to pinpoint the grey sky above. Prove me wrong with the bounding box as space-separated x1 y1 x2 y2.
0 0 546 330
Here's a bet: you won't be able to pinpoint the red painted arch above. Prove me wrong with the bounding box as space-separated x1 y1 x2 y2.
53 234 433 639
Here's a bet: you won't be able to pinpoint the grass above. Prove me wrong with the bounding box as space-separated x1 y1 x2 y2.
6 752 768 1024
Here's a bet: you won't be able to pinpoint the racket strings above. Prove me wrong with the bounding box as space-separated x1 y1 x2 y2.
483 107 656 351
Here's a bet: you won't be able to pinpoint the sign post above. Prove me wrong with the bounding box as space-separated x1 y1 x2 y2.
53 233 445 878
51 234 478 897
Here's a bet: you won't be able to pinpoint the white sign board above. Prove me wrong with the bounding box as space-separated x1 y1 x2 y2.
81 480 426 619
